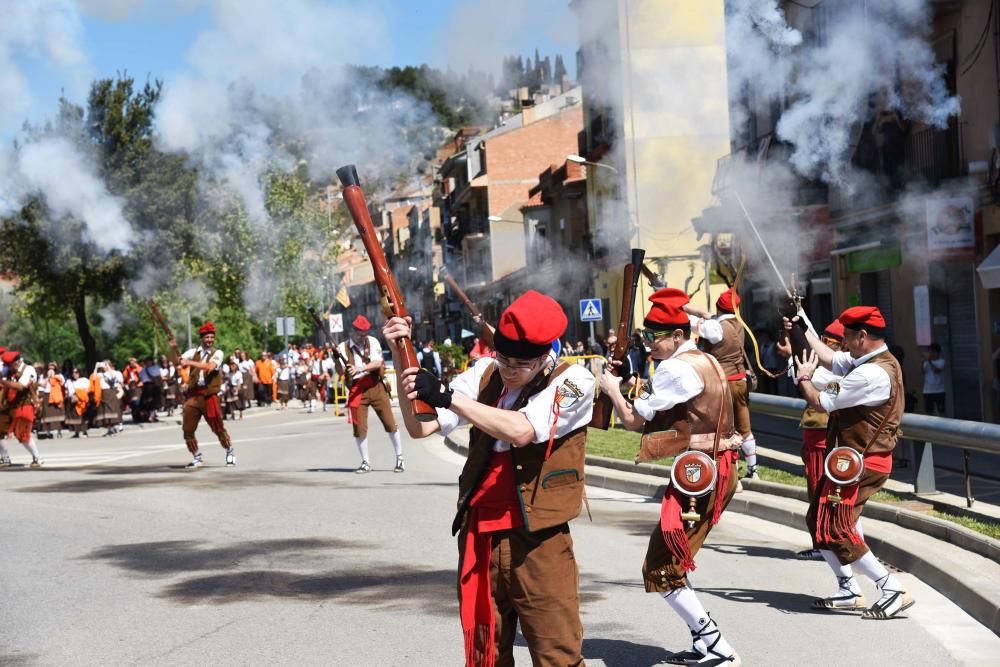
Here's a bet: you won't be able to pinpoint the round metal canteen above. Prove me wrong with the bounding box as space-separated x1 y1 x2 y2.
670 450 717 498
823 446 864 486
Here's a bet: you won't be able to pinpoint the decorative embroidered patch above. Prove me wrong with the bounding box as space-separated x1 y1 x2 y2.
824 381 841 396
638 380 652 401
556 379 584 408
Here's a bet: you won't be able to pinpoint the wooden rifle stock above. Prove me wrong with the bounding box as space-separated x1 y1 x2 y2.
439 268 494 348
591 248 646 429
149 300 180 364
336 165 437 422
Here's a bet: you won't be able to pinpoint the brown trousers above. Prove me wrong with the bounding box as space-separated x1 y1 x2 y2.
459 524 584 667
643 466 740 592
182 393 230 454
806 467 888 565
351 381 397 439
728 379 751 438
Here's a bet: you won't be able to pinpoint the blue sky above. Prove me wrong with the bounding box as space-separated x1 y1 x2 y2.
7 0 578 139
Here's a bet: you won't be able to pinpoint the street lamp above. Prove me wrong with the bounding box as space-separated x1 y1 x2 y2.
566 154 619 174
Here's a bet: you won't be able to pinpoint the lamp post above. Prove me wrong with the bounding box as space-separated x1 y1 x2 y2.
566 154 619 174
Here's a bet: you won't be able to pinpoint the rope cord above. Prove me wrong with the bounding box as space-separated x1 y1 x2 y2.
729 253 783 380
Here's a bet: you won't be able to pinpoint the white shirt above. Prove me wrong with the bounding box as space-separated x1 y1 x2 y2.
819 345 892 413
339 336 383 380
239 359 255 373
322 358 337 385
227 371 243 387
72 377 90 392
697 313 736 345
633 340 705 422
277 367 291 381
14 364 37 387
437 357 595 453
181 347 225 387
922 358 946 394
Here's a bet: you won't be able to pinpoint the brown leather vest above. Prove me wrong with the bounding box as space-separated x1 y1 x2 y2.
641 350 741 455
187 349 223 397
701 318 745 378
453 362 588 535
828 351 904 455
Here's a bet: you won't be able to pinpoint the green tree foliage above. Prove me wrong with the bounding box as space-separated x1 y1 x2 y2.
0 76 199 370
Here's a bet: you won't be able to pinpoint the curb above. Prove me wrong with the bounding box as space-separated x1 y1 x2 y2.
443 429 1000 637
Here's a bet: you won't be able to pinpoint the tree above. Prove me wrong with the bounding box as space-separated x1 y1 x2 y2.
0 76 199 369
554 54 568 84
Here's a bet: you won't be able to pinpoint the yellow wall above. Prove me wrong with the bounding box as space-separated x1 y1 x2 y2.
593 0 731 330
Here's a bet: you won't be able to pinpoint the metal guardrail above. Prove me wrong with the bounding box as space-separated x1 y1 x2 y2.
750 392 997 506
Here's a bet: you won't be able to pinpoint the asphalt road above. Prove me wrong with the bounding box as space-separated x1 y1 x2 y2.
1 406 998 666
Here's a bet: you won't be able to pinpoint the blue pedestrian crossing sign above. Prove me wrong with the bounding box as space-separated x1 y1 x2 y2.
579 298 603 322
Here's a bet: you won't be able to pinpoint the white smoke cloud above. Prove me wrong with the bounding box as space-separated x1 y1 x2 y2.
0 0 90 135
1 137 133 252
726 0 960 185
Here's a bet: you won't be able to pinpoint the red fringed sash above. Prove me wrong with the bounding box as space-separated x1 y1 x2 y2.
814 477 863 546
801 429 827 495
346 375 376 425
660 449 737 574
459 452 521 667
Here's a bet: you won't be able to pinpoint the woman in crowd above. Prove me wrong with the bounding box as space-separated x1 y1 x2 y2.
65 368 90 438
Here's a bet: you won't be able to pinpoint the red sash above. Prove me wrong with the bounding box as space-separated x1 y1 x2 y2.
659 449 737 574
460 450 522 667
346 375 376 425
815 451 890 545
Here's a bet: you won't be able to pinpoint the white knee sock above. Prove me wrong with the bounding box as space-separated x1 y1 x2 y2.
855 519 864 540
853 551 903 592
740 435 757 468
389 430 403 458
662 586 734 658
0 439 9 459
22 437 40 460
820 549 853 577
355 437 370 463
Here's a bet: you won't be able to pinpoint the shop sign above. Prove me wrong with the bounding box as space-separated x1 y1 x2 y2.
846 244 901 273
927 196 975 260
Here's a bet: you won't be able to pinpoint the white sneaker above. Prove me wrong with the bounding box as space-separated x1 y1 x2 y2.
225 449 236 467
862 577 914 619
185 454 204 469
30 458 44 468
812 576 866 610
355 461 371 474
394 456 405 473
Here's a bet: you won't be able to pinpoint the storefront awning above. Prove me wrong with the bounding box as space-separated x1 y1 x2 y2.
976 244 1000 289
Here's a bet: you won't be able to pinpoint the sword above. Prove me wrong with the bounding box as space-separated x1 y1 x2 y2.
733 191 792 298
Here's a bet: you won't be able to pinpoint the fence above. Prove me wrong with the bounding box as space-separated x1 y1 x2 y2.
749 392 1000 506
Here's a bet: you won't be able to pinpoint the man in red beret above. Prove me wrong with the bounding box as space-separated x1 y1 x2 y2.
789 305 913 619
684 287 758 487
383 290 595 667
777 319 847 560
599 288 742 666
0 351 44 468
335 314 403 473
166 321 234 468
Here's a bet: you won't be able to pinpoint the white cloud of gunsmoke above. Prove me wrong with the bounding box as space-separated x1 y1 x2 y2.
726 0 959 186
1 137 133 253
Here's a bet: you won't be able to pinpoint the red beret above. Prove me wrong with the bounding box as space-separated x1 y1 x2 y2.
0 346 6 354
494 290 567 359
198 321 216 336
822 319 845 340
716 288 741 312
352 315 371 331
838 306 886 331
1 350 20 365
644 288 690 328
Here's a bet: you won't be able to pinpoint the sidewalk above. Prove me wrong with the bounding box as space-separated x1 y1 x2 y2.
444 427 1000 637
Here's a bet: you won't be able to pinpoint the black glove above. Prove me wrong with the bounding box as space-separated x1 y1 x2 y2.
414 369 453 409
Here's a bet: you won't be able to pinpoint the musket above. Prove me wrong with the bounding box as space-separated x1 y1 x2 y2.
336 165 437 422
149 300 180 364
439 266 494 348
307 306 354 385
591 248 645 430
640 263 664 289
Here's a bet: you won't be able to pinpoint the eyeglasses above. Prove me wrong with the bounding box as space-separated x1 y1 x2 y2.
495 353 541 372
641 329 669 343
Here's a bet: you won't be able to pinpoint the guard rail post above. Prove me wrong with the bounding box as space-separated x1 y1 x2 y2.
913 441 937 495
